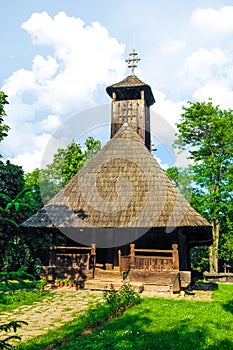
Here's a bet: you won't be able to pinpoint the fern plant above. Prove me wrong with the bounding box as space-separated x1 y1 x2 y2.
0 321 28 349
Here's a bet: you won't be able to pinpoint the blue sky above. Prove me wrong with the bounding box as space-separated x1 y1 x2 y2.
1 0 233 172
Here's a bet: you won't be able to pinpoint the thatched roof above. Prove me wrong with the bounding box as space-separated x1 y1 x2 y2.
22 125 211 238
106 75 155 106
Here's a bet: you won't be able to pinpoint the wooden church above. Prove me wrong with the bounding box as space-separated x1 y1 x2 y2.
22 50 212 292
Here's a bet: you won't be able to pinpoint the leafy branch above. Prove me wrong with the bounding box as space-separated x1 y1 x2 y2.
0 321 28 349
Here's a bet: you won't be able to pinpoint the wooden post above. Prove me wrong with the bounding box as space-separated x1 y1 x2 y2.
91 244 96 255
172 244 179 271
91 244 96 278
49 246 56 266
130 244 135 268
118 250 121 272
178 228 191 270
86 253 90 270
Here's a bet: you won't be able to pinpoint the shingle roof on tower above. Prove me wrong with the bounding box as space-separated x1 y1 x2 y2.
106 75 155 107
109 74 147 88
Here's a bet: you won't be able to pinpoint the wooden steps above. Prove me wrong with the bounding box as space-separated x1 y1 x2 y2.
85 268 179 294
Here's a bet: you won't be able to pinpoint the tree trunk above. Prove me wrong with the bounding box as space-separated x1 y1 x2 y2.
209 219 220 273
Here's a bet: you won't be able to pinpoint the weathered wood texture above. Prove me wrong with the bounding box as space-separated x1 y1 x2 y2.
203 272 233 283
118 243 190 292
111 93 151 150
41 245 96 282
119 244 179 273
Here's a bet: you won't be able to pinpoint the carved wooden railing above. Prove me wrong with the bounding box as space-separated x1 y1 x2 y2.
118 244 179 273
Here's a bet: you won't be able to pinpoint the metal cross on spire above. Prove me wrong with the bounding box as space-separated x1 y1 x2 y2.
125 49 141 75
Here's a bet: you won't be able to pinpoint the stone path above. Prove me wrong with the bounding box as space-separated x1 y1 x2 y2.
0 288 103 344
0 285 213 347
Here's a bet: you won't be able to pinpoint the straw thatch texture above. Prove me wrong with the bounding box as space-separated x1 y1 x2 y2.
22 125 211 233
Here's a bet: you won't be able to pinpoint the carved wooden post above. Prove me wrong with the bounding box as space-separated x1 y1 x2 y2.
130 243 135 268
118 250 121 272
172 244 179 271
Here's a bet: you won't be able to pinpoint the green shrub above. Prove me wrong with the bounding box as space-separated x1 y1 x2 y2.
35 279 47 296
103 282 141 317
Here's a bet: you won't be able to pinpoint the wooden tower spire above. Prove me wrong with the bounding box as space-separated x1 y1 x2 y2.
106 49 155 151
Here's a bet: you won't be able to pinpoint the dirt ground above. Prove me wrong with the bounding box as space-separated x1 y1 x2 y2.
0 286 212 345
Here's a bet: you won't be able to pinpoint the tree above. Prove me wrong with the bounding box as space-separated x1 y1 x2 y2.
174 99 233 272
0 161 24 198
0 92 10 148
24 168 50 209
61 137 101 185
165 166 193 202
0 163 34 272
0 93 54 273
166 166 210 271
27 137 101 204
0 161 26 229
0 188 32 215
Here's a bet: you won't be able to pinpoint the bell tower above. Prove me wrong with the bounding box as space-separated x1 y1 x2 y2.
106 49 155 151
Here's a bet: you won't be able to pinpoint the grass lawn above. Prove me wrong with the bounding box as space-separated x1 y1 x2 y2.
0 284 53 313
16 284 233 350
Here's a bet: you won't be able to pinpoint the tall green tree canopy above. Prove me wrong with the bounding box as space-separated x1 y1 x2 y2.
26 137 101 204
174 99 233 272
60 136 101 185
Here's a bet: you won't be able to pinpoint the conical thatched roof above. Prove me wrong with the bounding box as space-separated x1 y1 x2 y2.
22 125 211 237
106 75 155 106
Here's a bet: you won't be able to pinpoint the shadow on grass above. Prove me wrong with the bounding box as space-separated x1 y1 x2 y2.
55 312 233 350
16 297 233 350
222 300 233 315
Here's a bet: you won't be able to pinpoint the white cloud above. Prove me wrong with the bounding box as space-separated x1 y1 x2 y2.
151 90 183 128
155 156 169 170
193 82 233 109
20 11 125 114
40 115 61 131
8 150 43 173
1 11 126 171
3 69 36 98
191 6 233 35
32 55 59 82
184 48 228 82
7 133 52 173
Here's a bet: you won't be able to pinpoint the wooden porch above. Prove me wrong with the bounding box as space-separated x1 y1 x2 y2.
41 242 191 293
118 243 179 273
117 243 184 292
